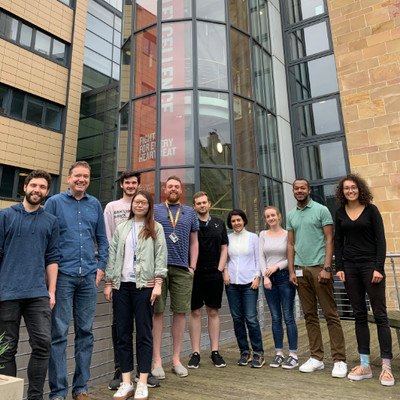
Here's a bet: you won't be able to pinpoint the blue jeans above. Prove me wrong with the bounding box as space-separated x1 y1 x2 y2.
48 272 98 400
225 283 264 356
263 269 298 353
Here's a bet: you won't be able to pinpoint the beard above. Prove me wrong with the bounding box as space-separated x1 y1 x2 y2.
123 187 137 197
197 209 208 216
166 191 181 203
25 192 46 205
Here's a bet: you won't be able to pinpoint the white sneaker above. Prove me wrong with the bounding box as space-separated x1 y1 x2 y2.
113 382 134 400
299 357 324 373
332 361 347 378
134 382 148 400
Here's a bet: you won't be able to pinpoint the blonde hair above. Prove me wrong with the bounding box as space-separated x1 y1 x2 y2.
263 206 282 230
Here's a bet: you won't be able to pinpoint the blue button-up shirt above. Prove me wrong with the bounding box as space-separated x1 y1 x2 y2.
44 189 108 276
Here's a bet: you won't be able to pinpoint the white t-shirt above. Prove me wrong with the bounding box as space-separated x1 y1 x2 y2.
121 221 144 283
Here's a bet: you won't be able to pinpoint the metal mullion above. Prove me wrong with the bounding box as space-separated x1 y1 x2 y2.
229 24 251 39
291 92 339 108
296 131 347 148
196 17 226 26
21 93 28 122
131 91 157 101
283 13 330 32
231 90 254 103
159 165 195 170
12 168 20 199
133 21 159 35
155 0 162 202
287 48 334 67
199 164 235 170
196 87 229 96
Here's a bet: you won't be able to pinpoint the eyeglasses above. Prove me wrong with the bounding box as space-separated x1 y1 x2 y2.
133 200 149 206
343 186 358 192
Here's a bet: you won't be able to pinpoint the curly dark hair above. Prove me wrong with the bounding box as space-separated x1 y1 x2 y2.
335 173 373 207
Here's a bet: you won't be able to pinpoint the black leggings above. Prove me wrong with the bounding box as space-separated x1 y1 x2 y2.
343 261 392 359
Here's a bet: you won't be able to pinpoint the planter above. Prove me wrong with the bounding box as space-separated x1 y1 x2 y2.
0 374 24 400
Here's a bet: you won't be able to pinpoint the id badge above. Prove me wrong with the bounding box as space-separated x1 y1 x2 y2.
169 232 179 243
295 269 303 277
129 272 136 281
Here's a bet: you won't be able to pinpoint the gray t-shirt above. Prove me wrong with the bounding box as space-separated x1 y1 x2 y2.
259 231 288 276
104 199 131 244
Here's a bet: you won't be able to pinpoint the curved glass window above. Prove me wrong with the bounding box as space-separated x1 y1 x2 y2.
231 28 252 98
197 0 225 22
267 114 281 179
121 39 131 105
286 0 325 25
136 0 157 30
229 0 248 32
161 0 192 20
238 171 261 234
256 108 269 175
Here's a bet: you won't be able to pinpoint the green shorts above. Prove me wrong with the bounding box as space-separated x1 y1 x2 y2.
154 266 194 314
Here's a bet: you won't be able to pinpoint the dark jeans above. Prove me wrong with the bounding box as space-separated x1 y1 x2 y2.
111 309 120 369
263 269 298 352
344 260 392 359
225 283 264 356
0 297 51 400
113 283 154 374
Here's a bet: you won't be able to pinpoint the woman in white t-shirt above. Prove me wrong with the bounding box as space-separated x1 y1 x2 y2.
259 206 298 370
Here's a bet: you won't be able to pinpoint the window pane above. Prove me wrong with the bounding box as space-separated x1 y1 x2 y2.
103 129 117 152
289 55 339 102
100 176 114 203
34 31 51 56
84 48 112 76
81 92 106 117
234 96 257 171
267 114 281 179
300 141 346 180
260 177 273 210
199 91 231 165
259 0 270 51
79 113 104 138
310 184 337 218
86 14 113 42
238 171 261 234
231 28 252 98
136 0 157 30
52 39 66 64
161 22 192 89
289 21 329 61
26 96 44 125
86 31 112 59
138 170 156 199
197 22 228 90
123 0 132 43
200 168 233 224
58 0 71 5
0 14 18 41
0 166 14 197
253 44 264 105
115 16 122 31
132 95 157 171
161 0 192 20
86 156 102 179
112 62 120 80
197 0 225 22
86 178 100 198
88 0 114 26
134 27 157 96
263 52 274 111
107 88 119 110
273 181 283 211
160 168 195 205
77 134 104 159
10 91 24 119
114 30 121 46
296 98 341 138
161 91 194 167
118 105 129 174
286 0 325 25
256 108 269 175
121 39 131 105
249 0 260 42
20 24 33 48
229 0 248 32
0 85 8 114
102 153 115 178
82 65 111 91
105 109 118 131
45 104 62 130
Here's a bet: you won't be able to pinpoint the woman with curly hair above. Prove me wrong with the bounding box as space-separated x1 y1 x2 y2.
334 173 394 386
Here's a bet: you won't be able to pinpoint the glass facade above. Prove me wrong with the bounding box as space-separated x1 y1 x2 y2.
118 0 284 232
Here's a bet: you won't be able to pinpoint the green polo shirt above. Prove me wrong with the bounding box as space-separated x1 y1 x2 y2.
286 199 333 267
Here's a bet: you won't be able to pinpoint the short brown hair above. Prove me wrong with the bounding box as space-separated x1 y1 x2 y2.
193 191 209 204
166 175 181 185
335 173 373 207
24 169 52 189
120 170 141 185
263 206 282 229
69 161 91 175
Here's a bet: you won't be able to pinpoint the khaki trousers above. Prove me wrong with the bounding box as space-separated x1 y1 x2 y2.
296 265 346 362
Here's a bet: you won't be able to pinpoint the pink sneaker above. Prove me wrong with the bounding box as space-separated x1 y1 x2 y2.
380 369 395 386
347 365 372 381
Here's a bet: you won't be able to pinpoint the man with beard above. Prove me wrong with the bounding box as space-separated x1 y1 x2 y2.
152 176 199 379
45 161 108 400
287 179 347 378
188 192 228 369
0 169 59 400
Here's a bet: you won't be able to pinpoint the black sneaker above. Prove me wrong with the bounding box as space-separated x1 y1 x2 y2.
251 354 265 368
108 368 122 390
237 352 251 366
188 352 200 369
282 355 299 370
270 354 284 368
135 372 160 388
211 351 226 368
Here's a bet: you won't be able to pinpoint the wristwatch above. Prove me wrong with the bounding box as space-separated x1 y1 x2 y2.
324 266 332 273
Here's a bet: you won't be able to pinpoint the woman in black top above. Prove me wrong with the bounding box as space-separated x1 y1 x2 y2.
335 173 394 387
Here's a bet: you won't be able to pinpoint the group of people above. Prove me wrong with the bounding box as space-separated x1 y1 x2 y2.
0 161 395 400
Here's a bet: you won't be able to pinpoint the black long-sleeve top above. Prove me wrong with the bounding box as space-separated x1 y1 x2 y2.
334 204 386 274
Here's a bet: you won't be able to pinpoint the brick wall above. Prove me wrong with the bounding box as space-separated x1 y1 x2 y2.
328 0 400 252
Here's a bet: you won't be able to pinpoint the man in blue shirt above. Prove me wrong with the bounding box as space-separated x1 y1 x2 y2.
44 161 108 400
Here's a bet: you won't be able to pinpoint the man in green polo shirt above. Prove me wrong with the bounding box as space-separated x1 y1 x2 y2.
287 179 347 378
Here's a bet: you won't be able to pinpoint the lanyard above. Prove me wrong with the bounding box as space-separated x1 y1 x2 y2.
198 216 211 227
131 220 138 262
165 201 181 231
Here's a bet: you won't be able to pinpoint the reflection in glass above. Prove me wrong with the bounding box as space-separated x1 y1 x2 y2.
201 168 233 224
20 24 33 48
286 0 325 25
259 0 270 51
0 14 18 41
199 91 231 165
296 98 340 138
77 135 104 159
289 55 339 102
267 114 281 179
231 28 252 98
100 176 114 203
103 129 117 152
114 31 121 47
86 156 102 179
79 114 104 138
86 31 112 59
161 22 192 89
161 0 192 20
139 170 156 200
260 177 273 210
136 0 157 30
10 91 24 119
197 0 225 22
161 91 193 167
118 105 129 174
134 27 157 97
300 141 346 181
123 0 132 43
229 0 248 32
256 108 269 175
253 44 264 106
34 31 51 56
88 0 114 26
234 96 257 171
45 104 62 131
132 95 157 171
310 184 337 218
52 40 66 64
84 48 112 76
249 0 260 43
86 178 100 198
121 39 131 105
273 182 283 211
197 22 228 90
238 171 261 234
0 166 14 198
289 22 329 61
81 92 106 117
263 52 274 111
87 13 113 42
0 85 8 114
26 97 43 125
160 168 195 205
